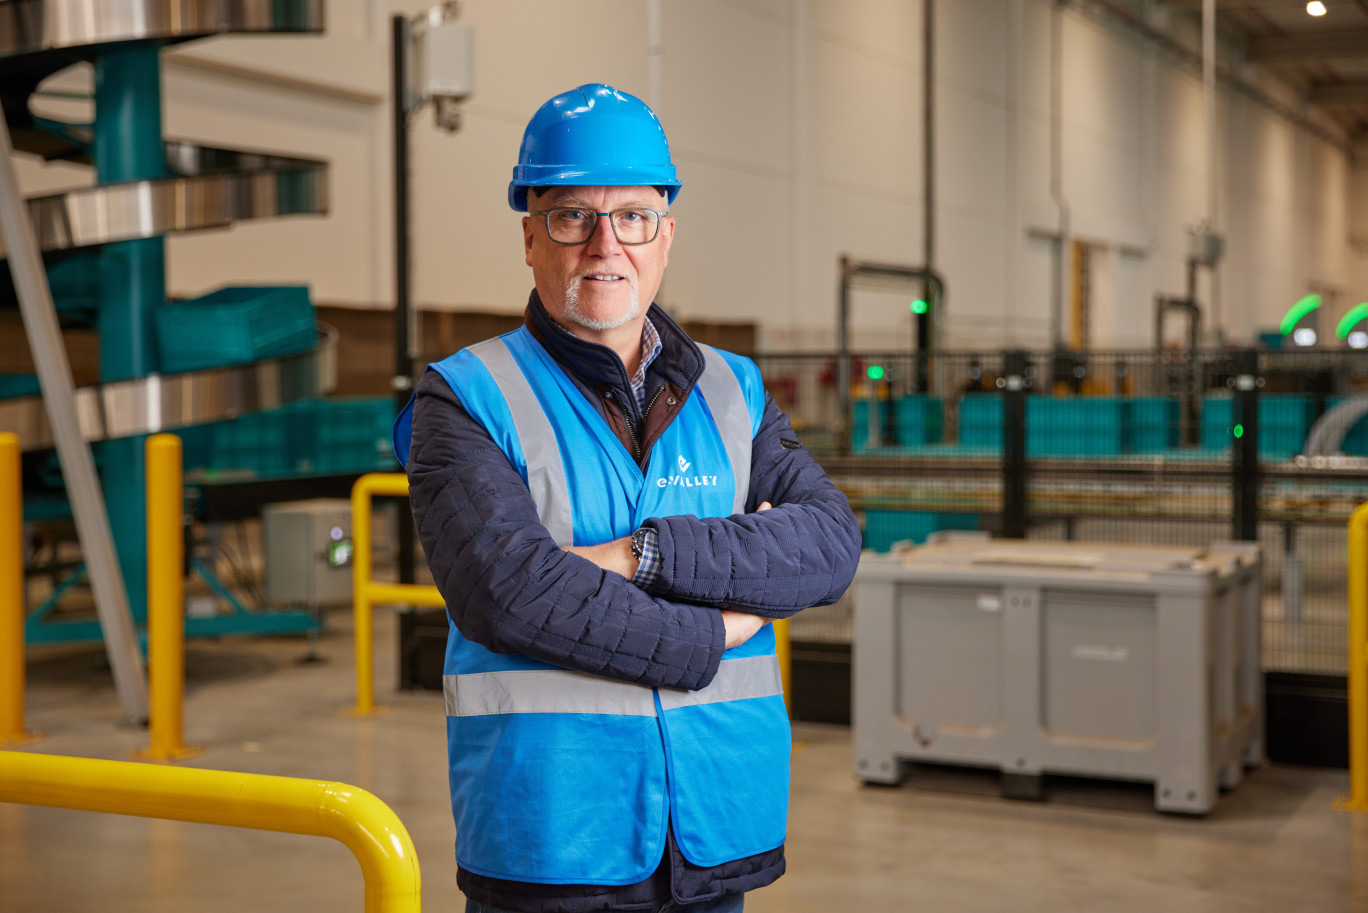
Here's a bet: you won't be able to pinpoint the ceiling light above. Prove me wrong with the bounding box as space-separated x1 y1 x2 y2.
1307 1 1327 16
1349 331 1368 350
1293 327 1318 347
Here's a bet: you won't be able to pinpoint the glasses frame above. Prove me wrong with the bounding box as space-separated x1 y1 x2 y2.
527 207 669 246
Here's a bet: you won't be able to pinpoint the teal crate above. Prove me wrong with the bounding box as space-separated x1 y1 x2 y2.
1026 397 1127 456
1201 395 1313 457
211 409 292 475
863 510 979 552
1126 397 1179 453
290 397 397 473
958 394 1001 427
157 285 317 374
0 374 40 400
893 395 944 446
852 399 890 452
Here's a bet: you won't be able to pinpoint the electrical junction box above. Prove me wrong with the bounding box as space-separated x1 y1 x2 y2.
423 19 473 101
262 498 353 609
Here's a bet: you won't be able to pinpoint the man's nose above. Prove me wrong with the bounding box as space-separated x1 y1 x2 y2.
584 213 623 254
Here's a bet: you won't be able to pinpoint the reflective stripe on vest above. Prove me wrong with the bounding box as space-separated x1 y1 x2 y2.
466 337 753 541
695 345 752 515
444 655 783 717
468 337 575 546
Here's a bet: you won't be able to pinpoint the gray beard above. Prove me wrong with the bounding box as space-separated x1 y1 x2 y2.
562 275 641 331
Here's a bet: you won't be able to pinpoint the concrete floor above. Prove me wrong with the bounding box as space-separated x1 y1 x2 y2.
2 607 1366 913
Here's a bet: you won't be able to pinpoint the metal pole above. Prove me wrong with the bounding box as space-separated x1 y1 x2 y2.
837 256 852 455
0 433 39 746
0 102 149 723
1231 348 1260 542
923 0 935 362
1002 349 1028 538
393 15 417 588
135 435 200 761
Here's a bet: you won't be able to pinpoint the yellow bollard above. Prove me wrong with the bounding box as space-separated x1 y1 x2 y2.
134 434 201 762
0 433 40 747
1339 503 1368 813
0 750 421 912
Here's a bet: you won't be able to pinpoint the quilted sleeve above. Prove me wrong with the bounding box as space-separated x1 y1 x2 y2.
405 371 724 690
643 391 862 617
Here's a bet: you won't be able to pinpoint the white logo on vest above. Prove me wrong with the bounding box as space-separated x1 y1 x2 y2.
658 455 718 489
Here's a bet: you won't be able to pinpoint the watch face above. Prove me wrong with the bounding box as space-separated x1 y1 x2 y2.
631 529 646 558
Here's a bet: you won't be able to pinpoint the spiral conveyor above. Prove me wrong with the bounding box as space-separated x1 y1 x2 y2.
0 1 334 720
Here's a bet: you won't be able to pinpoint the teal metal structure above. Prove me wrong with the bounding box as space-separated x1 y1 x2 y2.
1 2 337 650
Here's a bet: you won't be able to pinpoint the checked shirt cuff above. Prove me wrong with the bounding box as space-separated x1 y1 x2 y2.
630 528 663 589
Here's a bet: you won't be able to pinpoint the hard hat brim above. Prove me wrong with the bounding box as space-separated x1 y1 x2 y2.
509 165 681 212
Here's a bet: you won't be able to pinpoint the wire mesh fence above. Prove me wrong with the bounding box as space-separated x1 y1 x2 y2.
755 346 1368 675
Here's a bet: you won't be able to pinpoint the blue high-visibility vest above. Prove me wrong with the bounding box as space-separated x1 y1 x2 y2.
393 326 791 885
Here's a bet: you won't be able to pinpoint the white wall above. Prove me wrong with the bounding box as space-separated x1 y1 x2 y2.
9 0 1363 355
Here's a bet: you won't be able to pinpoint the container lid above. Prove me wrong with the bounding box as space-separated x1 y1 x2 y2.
889 538 1254 578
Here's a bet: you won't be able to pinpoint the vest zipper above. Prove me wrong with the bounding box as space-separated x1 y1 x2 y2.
608 386 665 463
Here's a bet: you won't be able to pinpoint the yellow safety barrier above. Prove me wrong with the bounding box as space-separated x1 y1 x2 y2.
348 472 793 717
0 433 40 747
350 474 444 716
0 750 421 912
136 434 201 761
1339 503 1368 813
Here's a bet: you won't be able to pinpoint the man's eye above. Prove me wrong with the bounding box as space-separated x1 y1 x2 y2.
555 209 589 223
616 210 645 224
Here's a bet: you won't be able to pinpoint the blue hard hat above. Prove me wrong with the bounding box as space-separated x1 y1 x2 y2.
508 83 681 212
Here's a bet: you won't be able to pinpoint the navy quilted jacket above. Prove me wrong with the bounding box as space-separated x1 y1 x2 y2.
405 294 861 911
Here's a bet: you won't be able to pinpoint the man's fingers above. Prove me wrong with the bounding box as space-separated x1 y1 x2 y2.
757 501 772 512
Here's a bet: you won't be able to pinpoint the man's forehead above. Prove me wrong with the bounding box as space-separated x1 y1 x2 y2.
538 185 667 206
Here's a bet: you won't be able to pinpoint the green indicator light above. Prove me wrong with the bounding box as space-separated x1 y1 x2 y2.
1233 424 1244 439
867 365 885 380
911 299 928 315
1337 303 1368 340
1279 294 1321 336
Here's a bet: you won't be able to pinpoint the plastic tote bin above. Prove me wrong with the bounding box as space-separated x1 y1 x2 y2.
157 285 317 374
863 510 979 552
853 536 1263 814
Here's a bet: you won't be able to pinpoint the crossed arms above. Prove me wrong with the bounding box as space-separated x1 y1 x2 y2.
406 371 862 691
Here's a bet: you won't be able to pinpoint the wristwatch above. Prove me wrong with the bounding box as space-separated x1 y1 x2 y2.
630 527 651 560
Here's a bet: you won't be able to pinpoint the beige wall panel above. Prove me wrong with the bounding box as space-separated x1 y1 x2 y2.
660 158 791 328
934 210 1013 345
809 0 918 68
409 112 530 312
809 34 921 200
938 89 1007 221
662 0 792 172
442 0 649 124
161 67 381 303
938 0 1009 102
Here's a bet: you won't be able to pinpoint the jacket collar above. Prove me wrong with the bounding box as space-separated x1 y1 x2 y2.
523 289 705 396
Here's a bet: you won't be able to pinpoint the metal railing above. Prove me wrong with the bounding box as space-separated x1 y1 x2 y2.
350 473 444 716
0 750 421 912
350 473 792 714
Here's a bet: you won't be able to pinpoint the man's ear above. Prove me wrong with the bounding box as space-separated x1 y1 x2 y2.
523 216 535 265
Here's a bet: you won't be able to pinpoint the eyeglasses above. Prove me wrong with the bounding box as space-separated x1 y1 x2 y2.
528 207 667 246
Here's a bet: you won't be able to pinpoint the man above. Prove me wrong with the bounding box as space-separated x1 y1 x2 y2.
396 84 861 913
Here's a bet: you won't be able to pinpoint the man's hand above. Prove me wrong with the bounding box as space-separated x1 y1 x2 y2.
564 537 638 580
719 609 768 649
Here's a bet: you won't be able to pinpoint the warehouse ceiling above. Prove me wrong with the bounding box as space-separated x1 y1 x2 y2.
1166 0 1368 139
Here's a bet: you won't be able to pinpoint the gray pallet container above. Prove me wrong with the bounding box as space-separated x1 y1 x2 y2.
853 534 1263 814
